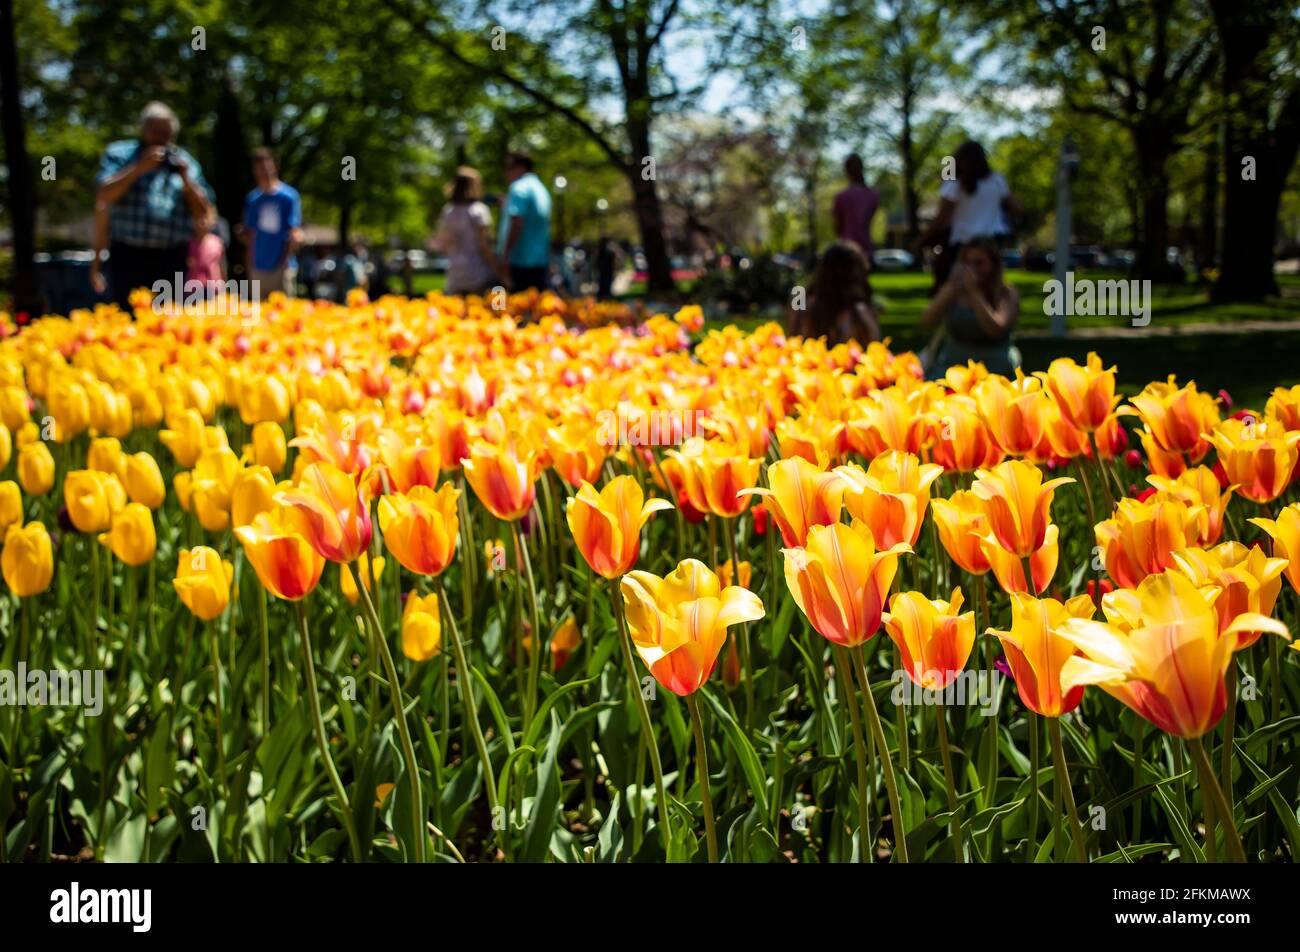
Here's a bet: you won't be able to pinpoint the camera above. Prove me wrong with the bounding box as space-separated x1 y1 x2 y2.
162 145 183 171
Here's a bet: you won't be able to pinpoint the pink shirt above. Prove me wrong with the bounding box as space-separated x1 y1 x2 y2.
188 233 225 286
833 184 881 255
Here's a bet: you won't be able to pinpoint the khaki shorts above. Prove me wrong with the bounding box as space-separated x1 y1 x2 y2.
250 267 295 298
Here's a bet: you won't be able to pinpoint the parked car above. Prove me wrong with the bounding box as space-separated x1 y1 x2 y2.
1000 247 1024 269
872 248 915 272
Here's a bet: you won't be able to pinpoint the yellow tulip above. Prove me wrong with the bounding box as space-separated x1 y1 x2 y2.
251 420 287 473
64 469 125 533
401 592 442 661
99 503 157 566
173 546 234 621
87 436 126 482
231 465 277 529
124 452 166 509
2 521 53 597
17 441 54 496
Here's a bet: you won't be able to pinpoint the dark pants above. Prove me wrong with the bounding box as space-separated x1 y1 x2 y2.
510 265 549 293
108 241 188 312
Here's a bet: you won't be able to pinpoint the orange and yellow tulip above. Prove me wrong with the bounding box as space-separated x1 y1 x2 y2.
1060 570 1286 738
621 558 765 695
1039 352 1122 433
1095 495 1203 589
462 436 540 521
664 437 760 519
836 451 943 548
882 588 976 690
1250 502 1300 595
277 461 373 563
378 483 460 576
1209 415 1300 504
738 456 846 548
235 508 326 601
970 459 1073 558
783 520 910 647
988 593 1096 716
565 475 672 579
1130 376 1219 463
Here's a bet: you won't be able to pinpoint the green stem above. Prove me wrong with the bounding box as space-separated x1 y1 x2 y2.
1048 716 1087 863
257 586 270 735
935 700 964 862
723 520 755 730
1220 667 1237 814
1027 712 1040 862
295 600 363 862
207 618 227 793
437 582 501 856
686 692 718 863
833 645 872 863
851 644 909 863
1189 735 1246 863
610 576 670 854
512 522 543 733
351 562 426 863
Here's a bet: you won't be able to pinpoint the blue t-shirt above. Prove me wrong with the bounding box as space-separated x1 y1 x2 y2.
497 173 552 268
243 183 302 271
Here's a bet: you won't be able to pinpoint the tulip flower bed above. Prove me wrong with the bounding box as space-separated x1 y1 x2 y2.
0 289 1298 864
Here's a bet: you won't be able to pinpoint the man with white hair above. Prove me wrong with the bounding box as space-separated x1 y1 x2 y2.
95 101 214 311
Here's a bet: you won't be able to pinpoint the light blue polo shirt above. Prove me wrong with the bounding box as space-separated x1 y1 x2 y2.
497 172 552 268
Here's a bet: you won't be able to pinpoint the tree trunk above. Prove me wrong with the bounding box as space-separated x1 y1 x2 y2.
1133 127 1177 282
336 189 352 303
1209 0 1300 301
626 118 675 293
1196 132 1219 274
805 160 819 266
900 94 920 249
211 73 253 279
0 0 40 314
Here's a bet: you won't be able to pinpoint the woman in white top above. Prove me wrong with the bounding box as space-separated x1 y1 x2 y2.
917 141 1022 287
434 166 500 295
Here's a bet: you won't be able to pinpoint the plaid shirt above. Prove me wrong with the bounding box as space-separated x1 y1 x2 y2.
97 140 213 248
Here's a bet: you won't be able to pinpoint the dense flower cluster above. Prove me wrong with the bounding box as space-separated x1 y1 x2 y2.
1 290 1297 864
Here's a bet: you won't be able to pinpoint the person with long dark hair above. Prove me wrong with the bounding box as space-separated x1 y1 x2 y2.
788 241 882 346
921 236 1020 378
916 140 1022 286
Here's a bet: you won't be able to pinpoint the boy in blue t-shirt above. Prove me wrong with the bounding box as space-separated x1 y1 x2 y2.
497 152 552 291
240 148 303 296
